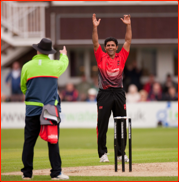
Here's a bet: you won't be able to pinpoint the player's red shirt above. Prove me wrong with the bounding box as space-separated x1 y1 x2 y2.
94 45 129 89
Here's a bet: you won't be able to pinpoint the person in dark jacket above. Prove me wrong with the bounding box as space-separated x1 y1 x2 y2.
20 38 69 180
5 61 23 101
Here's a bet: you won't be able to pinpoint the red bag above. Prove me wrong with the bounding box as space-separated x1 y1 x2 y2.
39 124 58 144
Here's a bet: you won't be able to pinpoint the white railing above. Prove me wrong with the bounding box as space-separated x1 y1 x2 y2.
1 40 10 52
1 1 48 38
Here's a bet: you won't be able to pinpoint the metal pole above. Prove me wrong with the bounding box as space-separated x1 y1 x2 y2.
114 119 117 172
128 118 132 172
121 119 125 172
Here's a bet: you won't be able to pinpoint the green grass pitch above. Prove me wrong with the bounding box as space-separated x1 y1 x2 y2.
1 127 178 181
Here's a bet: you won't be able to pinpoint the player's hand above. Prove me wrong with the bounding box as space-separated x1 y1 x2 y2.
92 14 101 27
121 15 131 25
59 46 67 55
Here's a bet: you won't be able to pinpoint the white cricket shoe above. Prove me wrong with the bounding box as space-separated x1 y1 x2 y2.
51 172 69 180
117 155 129 162
100 153 109 162
22 175 32 180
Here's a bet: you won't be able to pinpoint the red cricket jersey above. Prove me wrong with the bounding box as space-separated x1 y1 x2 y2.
94 45 129 89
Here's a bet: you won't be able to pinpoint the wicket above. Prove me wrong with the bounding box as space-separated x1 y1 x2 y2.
114 116 132 172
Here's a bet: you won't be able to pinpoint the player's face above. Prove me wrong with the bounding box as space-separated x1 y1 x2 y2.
104 41 118 57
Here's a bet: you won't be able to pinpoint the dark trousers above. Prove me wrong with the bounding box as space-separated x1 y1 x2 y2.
21 115 61 178
96 88 127 158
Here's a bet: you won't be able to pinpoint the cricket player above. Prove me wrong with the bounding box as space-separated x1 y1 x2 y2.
92 14 132 162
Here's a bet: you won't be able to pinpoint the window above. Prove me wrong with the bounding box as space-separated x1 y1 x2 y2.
140 49 156 76
90 49 98 78
125 48 137 67
173 49 178 76
69 50 84 77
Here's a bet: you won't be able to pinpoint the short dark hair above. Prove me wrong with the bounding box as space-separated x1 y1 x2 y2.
104 37 118 47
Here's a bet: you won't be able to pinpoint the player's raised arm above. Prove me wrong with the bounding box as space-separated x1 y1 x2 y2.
92 14 101 51
58 46 69 76
121 15 132 52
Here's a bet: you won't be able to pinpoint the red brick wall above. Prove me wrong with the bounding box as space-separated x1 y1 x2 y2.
45 5 177 44
59 17 177 40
